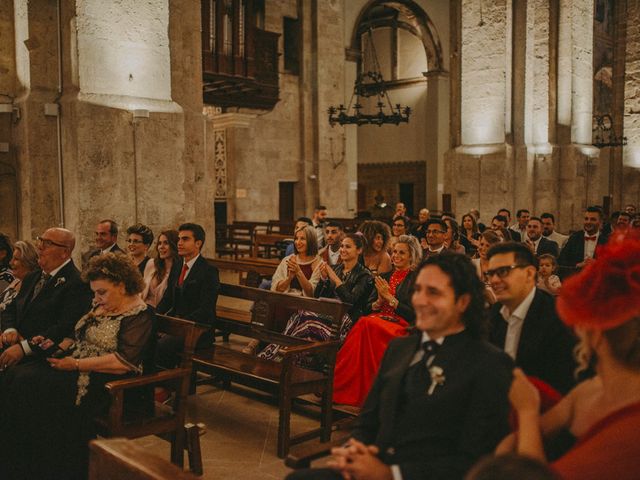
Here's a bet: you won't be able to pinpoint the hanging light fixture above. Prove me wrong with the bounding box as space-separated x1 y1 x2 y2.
592 114 627 148
328 27 411 127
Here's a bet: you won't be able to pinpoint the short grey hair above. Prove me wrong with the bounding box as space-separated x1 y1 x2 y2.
13 240 39 272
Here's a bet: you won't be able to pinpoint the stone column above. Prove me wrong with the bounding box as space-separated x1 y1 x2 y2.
424 71 449 211
623 0 640 207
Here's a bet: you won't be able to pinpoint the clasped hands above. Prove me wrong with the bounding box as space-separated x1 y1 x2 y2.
374 276 393 306
286 257 303 278
328 439 393 480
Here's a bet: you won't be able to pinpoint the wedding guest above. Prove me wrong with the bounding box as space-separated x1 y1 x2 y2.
558 207 609 268
444 217 466 254
461 212 481 255
410 208 430 239
536 254 561 296
141 229 179 308
359 220 392 275
472 230 502 305
333 235 421 406
422 218 449 257
503 231 640 480
0 241 38 316
0 228 93 368
126 223 154 274
82 219 124 267
289 254 513 480
271 226 321 297
0 253 154 479
389 215 410 252
319 221 344 266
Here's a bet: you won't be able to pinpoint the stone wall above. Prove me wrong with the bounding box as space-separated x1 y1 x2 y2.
358 162 427 216
3 0 211 259
623 0 640 207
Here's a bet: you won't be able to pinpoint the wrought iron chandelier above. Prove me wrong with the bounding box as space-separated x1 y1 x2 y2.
328 27 411 127
592 114 627 148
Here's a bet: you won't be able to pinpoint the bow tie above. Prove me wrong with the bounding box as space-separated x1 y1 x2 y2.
585 235 597 241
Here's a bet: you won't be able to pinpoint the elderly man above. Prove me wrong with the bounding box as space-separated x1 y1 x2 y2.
0 228 92 368
82 219 123 267
287 254 513 480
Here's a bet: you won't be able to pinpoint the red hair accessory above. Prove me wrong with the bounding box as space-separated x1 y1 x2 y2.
557 230 640 330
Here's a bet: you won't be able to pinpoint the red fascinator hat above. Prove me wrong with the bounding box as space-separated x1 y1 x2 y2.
557 229 640 331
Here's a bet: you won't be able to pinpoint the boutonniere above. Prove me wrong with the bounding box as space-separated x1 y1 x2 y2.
55 277 66 287
427 366 445 395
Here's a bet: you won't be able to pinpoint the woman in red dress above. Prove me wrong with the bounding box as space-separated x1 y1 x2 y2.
333 235 422 406
503 230 640 480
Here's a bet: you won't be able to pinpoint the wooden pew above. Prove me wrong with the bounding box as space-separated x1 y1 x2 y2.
208 256 278 287
193 283 351 458
253 232 291 258
89 438 199 480
94 315 209 474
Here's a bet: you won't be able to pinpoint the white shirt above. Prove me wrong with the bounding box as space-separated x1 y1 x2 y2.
180 254 200 282
523 234 542 253
328 247 341 266
544 230 569 250
499 287 537 359
583 231 600 260
427 244 446 255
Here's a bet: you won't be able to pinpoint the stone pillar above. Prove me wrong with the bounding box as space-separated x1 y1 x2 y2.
446 0 513 217
424 71 449 211
623 0 640 207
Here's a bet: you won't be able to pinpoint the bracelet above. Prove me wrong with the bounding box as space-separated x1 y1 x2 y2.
76 358 80 371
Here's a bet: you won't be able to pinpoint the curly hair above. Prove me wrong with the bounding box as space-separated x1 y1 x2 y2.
417 252 487 338
359 220 391 255
83 252 145 295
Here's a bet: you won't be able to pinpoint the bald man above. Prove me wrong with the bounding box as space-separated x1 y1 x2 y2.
0 228 92 368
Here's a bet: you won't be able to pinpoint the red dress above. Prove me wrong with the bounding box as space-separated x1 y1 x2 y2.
333 269 411 407
551 401 640 479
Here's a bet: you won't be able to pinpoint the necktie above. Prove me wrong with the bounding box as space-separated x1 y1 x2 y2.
32 272 51 299
422 340 440 367
585 235 597 241
178 264 189 286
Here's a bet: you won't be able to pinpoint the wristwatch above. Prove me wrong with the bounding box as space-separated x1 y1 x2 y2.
389 297 399 309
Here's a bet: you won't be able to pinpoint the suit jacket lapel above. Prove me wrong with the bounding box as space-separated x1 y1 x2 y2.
516 290 546 365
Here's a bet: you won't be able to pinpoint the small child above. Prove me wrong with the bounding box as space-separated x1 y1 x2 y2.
537 254 562 296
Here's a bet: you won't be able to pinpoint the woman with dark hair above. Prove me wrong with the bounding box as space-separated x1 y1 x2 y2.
503 231 640 479
359 220 392 275
443 217 466 255
142 229 179 307
0 241 38 316
126 223 154 274
461 212 481 256
389 215 410 253
0 252 155 479
472 230 502 305
0 233 14 292
333 235 422 406
315 233 374 338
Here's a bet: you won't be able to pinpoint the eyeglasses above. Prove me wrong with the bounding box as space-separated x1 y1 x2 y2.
426 230 445 235
484 264 528 280
393 223 405 228
126 239 144 244
36 236 69 249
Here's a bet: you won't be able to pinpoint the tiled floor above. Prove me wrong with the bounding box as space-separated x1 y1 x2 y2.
133 379 327 479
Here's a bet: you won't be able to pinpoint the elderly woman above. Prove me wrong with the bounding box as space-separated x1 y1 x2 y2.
359 220 392 275
126 223 154 274
142 229 179 307
0 241 38 315
502 231 640 479
0 253 155 479
333 235 422 406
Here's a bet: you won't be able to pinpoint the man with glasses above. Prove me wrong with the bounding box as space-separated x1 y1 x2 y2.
421 218 449 258
0 228 92 368
485 242 576 393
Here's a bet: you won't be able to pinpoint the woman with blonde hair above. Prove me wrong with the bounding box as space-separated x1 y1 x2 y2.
0 241 38 315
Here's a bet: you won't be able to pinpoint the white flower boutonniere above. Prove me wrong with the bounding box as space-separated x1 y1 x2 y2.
427 365 446 395
55 277 66 288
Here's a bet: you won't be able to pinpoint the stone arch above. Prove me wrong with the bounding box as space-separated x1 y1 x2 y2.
349 0 443 73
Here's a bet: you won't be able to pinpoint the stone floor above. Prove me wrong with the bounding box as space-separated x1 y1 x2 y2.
133 377 329 479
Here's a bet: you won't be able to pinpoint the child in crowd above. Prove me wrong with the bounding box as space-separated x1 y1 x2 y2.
537 254 561 296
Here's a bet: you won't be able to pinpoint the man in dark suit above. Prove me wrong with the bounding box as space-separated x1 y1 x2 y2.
156 222 219 366
288 254 513 480
0 228 92 368
523 217 559 257
558 206 609 268
491 215 521 242
82 219 124 267
486 242 576 393
421 218 449 258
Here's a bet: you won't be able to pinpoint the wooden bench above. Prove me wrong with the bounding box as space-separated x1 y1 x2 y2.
89 438 199 480
215 224 256 259
253 232 291 258
193 283 350 458
94 315 209 475
209 256 279 287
